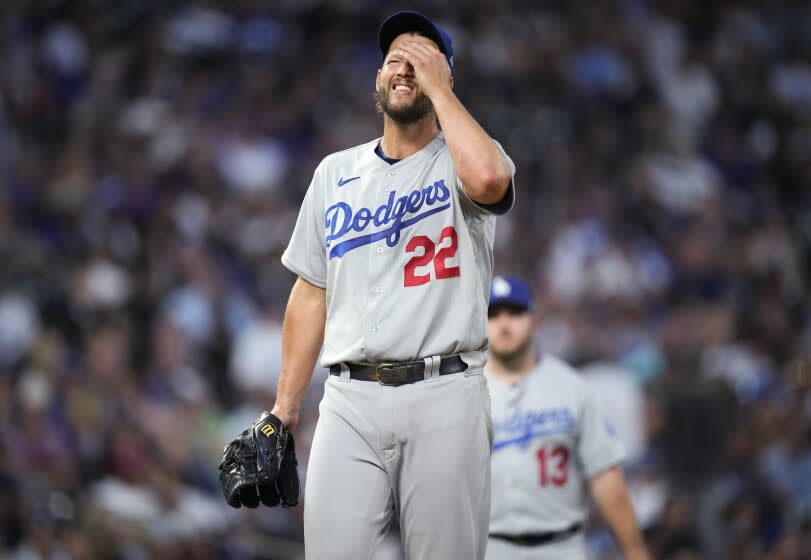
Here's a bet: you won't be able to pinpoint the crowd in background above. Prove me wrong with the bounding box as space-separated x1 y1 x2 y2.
0 0 810 558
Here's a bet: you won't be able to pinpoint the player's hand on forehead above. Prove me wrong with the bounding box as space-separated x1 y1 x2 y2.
392 36 438 55
385 34 451 94
387 32 440 56
388 37 445 66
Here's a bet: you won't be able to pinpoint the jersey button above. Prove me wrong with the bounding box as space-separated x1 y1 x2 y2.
387 171 395 177
375 287 382 294
376 247 383 254
372 325 379 332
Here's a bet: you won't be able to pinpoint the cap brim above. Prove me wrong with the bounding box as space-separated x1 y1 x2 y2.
378 11 447 57
489 300 531 312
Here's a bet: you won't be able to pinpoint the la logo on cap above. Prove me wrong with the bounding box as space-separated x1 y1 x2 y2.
492 276 511 297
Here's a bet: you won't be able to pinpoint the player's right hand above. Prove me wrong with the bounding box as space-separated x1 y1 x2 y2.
389 37 452 99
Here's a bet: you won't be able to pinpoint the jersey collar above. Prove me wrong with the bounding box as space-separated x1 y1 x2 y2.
368 132 446 168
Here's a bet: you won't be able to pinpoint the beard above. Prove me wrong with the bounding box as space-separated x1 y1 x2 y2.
490 334 533 371
375 84 435 125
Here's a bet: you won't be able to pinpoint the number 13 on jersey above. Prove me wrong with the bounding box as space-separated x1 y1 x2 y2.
537 445 570 487
404 226 460 287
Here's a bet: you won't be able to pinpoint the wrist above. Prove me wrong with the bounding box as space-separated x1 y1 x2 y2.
271 403 301 430
426 86 455 109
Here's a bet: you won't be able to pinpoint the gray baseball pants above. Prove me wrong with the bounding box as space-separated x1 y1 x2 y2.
304 368 493 560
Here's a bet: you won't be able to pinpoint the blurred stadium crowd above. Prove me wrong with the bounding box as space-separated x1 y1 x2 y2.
0 0 810 558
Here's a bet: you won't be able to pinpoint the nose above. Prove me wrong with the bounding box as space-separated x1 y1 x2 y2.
395 60 414 76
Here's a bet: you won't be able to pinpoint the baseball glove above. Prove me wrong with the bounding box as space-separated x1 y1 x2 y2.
218 411 300 508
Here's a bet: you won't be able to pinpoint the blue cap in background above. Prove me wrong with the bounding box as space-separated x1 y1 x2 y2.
378 11 454 73
489 275 533 311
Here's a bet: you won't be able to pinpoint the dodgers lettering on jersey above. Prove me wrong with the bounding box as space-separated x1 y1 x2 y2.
486 355 625 535
325 179 452 259
282 132 515 367
492 406 575 451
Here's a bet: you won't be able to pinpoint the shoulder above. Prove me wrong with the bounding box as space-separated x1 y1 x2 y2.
535 354 587 389
320 138 379 168
307 139 379 192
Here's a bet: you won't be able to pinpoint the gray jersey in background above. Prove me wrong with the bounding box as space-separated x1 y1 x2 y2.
486 354 625 558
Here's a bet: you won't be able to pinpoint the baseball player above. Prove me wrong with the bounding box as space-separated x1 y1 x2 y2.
485 276 651 560
273 11 515 560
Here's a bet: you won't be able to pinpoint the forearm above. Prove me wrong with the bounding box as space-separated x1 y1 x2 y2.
589 466 651 560
271 277 327 431
430 89 512 204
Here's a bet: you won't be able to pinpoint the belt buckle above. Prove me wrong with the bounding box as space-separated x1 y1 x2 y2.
375 364 410 386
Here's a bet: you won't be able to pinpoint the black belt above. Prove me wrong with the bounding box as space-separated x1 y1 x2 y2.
490 523 583 546
328 355 468 386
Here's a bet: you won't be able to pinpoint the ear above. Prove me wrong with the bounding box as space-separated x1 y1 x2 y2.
531 309 543 329
376 68 381 89
450 75 454 90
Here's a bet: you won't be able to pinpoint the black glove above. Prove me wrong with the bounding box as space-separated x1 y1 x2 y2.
218 411 300 508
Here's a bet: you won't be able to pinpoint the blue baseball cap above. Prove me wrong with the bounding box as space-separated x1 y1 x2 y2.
378 11 454 73
489 276 533 311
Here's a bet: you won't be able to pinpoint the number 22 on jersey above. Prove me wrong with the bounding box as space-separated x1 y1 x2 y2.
404 226 460 287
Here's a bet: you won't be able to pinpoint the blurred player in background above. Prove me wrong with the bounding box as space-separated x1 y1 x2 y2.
485 275 651 560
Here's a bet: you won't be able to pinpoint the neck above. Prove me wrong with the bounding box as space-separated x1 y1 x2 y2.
379 116 439 159
487 349 537 383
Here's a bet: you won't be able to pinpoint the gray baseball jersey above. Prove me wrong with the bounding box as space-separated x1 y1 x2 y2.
282 132 515 370
282 132 515 560
486 355 625 548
